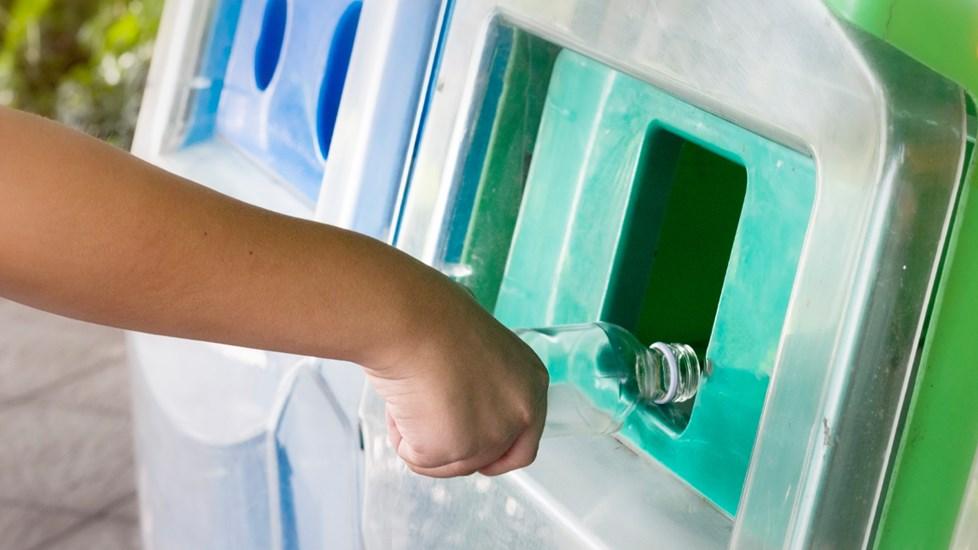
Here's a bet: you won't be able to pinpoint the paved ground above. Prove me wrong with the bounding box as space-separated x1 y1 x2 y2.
0 299 140 550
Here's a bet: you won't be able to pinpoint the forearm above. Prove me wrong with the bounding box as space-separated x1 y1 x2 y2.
0 106 441 364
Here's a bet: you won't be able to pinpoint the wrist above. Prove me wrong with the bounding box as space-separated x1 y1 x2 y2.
352 253 461 375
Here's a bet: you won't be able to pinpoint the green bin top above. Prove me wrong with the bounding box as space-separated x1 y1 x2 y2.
827 0 978 96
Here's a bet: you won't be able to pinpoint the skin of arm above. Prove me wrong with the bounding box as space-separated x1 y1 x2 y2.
0 106 548 477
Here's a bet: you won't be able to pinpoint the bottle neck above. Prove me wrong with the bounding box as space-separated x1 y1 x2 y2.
636 342 702 404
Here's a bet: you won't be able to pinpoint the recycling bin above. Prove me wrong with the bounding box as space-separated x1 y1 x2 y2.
371 0 968 548
127 0 445 548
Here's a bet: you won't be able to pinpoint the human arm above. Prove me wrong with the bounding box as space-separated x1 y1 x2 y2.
0 106 547 476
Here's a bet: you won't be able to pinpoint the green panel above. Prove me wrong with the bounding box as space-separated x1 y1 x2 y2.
826 0 978 96
456 31 560 310
494 50 815 514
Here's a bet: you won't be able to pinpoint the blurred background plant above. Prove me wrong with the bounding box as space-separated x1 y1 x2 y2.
0 0 163 147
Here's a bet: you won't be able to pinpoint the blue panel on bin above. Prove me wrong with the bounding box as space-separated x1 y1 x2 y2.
217 0 363 201
131 1 447 548
317 0 446 241
273 367 361 550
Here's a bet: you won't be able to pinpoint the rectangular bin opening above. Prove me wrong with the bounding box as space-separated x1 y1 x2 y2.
605 129 747 432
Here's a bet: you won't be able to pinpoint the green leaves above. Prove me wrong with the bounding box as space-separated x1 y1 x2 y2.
0 0 164 147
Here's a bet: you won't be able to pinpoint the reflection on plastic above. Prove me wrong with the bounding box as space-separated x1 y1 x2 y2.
516 323 703 438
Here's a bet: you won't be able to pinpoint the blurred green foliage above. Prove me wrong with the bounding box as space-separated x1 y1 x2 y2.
0 0 163 147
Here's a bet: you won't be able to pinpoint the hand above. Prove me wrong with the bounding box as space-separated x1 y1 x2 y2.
365 281 549 478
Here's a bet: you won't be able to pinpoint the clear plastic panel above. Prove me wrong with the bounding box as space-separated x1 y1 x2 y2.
128 333 299 549
272 366 363 549
360 385 732 550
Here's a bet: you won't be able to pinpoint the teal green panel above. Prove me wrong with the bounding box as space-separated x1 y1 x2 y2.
495 50 816 515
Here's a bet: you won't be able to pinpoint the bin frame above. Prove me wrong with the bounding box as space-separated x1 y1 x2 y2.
390 0 967 547
825 1 978 548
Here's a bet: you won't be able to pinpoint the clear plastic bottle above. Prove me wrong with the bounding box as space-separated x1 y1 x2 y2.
516 322 704 438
